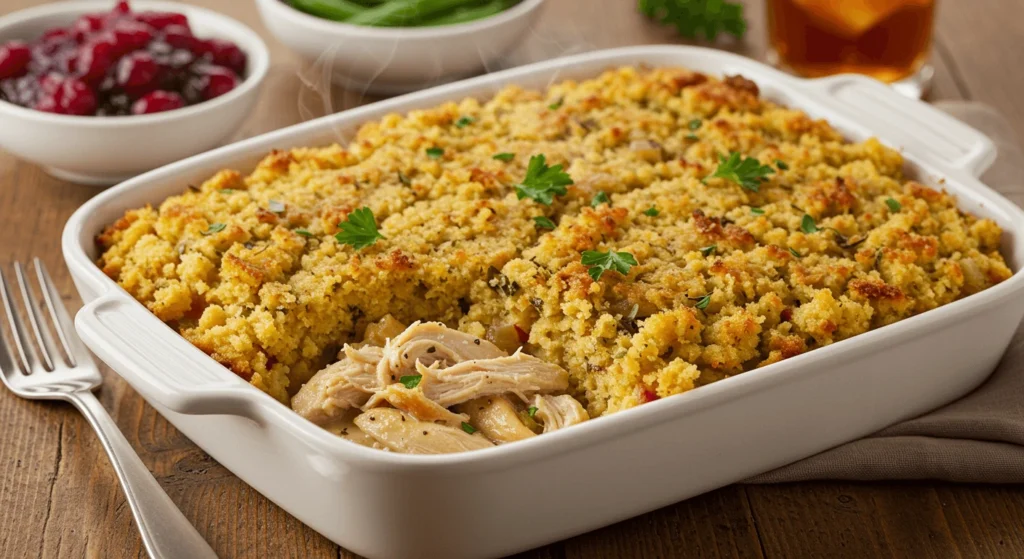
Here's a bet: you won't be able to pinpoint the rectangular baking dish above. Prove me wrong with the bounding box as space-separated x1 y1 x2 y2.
63 46 1024 559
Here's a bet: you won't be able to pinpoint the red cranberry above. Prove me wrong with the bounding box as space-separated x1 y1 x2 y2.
38 72 64 94
192 64 237 100
74 38 115 83
204 39 246 75
116 51 158 89
135 12 188 30
111 20 153 52
41 28 72 42
71 13 106 42
0 41 31 80
112 1 131 15
161 25 196 50
131 90 184 114
34 77 96 115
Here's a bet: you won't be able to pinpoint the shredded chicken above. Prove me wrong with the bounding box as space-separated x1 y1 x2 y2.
354 408 494 454
291 345 384 425
456 396 537 444
375 321 506 386
532 394 590 433
364 383 469 427
416 350 569 407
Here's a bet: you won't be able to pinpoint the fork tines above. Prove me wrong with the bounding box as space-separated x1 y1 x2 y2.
0 259 77 376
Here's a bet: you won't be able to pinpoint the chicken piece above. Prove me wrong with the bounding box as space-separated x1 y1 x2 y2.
416 350 569 407
376 321 506 385
291 345 384 425
354 408 494 454
456 396 537 444
363 383 469 428
532 394 589 433
322 411 385 449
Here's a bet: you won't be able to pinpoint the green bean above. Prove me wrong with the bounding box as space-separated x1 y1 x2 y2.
289 0 367 21
346 0 479 27
420 0 517 26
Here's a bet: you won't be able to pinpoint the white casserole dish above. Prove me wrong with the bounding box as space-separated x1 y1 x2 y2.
62 46 1024 559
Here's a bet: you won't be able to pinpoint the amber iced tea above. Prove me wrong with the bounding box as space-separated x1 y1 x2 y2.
767 0 935 83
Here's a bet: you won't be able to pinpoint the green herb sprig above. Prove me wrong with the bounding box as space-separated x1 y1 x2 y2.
515 154 574 206
335 207 385 250
582 250 638 281
706 152 775 192
638 0 747 41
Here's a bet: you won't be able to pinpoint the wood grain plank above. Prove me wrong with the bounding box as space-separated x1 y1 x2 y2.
935 485 1024 558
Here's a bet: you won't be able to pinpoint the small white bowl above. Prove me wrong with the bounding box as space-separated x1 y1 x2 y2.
0 1 269 186
254 0 545 95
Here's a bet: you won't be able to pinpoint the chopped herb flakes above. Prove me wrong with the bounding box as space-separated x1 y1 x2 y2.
533 216 556 230
493 152 515 162
643 207 659 217
591 191 610 207
699 244 716 256
788 247 802 258
686 133 699 141
776 159 789 170
294 229 313 238
707 152 775 192
202 223 226 235
425 147 444 159
335 207 385 250
219 189 234 194
461 422 477 434
268 199 285 213
750 207 765 215
688 118 702 131
527 406 538 418
455 116 475 128
515 154 573 205
398 172 411 186
548 98 563 110
886 197 902 212
800 214 818 233
694 293 712 310
399 374 422 389
581 250 637 281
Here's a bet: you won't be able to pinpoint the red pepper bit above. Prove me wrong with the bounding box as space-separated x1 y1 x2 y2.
514 324 529 344
641 388 660 403
781 308 793 322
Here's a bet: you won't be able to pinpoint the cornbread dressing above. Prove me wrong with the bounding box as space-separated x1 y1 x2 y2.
96 66 1012 417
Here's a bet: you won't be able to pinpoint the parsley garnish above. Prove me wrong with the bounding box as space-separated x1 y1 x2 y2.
788 247 802 258
527 406 538 418
694 293 712 310
800 214 818 233
399 374 421 389
638 0 747 40
425 147 444 159
751 207 765 215
515 154 574 205
493 152 515 162
202 223 226 235
776 159 789 170
886 198 901 212
455 116 475 128
643 207 659 217
688 119 702 131
591 191 610 207
219 188 234 194
335 207 385 249
533 216 556 230
461 422 477 434
706 152 775 192
268 199 285 213
548 98 563 110
294 229 313 238
581 250 638 281
686 133 700 141
699 244 716 256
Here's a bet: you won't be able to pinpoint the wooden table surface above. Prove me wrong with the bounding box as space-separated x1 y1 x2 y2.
2 1 1024 557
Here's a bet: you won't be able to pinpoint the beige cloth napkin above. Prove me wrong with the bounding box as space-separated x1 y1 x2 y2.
748 102 1024 484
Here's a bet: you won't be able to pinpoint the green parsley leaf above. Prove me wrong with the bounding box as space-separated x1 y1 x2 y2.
335 207 385 250
202 223 226 235
461 422 477 434
426 147 444 159
643 207 659 217
686 133 700 141
638 0 747 40
750 207 765 215
527 406 538 418
886 197 902 212
694 293 712 310
688 118 702 131
515 154 574 206
493 152 515 162
268 199 285 213
548 98 563 110
294 229 313 238
707 152 775 192
533 216 556 230
591 191 610 207
699 244 716 256
788 247 802 258
399 374 421 389
775 159 789 170
800 214 818 233
219 188 235 194
455 116 475 128
581 249 638 281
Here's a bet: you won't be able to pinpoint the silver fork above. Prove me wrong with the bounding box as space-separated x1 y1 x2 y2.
0 259 218 559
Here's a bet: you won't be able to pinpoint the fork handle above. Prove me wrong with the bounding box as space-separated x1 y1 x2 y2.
68 391 219 559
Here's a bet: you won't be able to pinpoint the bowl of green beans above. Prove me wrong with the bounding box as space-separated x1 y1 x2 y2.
254 0 546 94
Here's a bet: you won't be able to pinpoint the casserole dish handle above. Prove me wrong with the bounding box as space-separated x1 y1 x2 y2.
808 74 997 178
75 294 257 417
